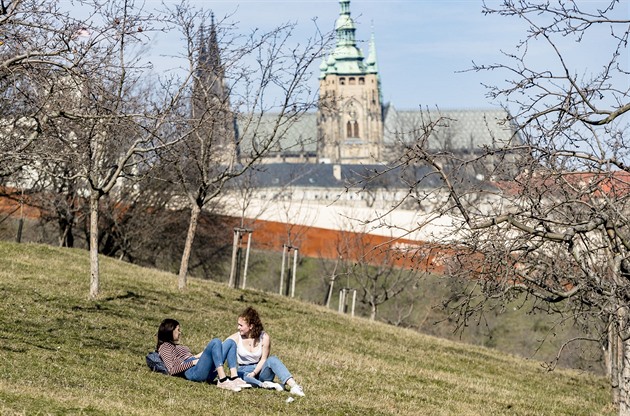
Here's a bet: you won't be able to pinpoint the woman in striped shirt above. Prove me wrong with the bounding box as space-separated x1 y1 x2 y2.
156 318 250 391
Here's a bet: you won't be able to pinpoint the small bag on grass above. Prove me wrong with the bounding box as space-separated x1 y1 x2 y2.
145 351 168 375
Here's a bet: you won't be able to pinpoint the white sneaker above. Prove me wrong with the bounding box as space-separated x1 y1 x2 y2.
233 377 252 388
217 379 241 392
261 381 284 391
290 384 305 397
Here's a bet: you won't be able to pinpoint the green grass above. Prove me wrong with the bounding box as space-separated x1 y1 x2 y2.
0 242 615 415
241 251 606 374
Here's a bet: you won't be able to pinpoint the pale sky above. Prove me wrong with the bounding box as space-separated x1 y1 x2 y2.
74 0 628 112
149 0 520 110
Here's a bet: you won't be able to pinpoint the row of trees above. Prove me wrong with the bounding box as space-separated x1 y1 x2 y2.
1 0 328 298
2 0 418 328
356 1 628 414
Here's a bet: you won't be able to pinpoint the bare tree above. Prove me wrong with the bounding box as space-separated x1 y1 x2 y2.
11 109 87 248
333 219 425 321
0 0 57 180
163 6 330 289
2 0 201 299
383 1 630 414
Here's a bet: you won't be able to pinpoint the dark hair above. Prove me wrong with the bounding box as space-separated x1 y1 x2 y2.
156 318 179 351
239 306 264 340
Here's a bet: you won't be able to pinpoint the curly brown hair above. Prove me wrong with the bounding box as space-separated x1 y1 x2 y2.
240 306 264 340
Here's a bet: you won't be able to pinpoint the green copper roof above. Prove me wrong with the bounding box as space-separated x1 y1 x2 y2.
365 31 378 74
335 14 355 32
320 0 377 77
319 57 328 72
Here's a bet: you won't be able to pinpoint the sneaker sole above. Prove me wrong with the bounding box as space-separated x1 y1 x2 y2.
218 384 241 392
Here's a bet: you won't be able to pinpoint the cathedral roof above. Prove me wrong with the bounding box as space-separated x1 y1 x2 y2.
236 112 318 155
235 1 518 164
236 107 518 157
382 106 519 152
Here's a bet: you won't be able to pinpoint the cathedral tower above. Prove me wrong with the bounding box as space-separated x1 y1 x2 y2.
317 0 383 164
192 15 237 168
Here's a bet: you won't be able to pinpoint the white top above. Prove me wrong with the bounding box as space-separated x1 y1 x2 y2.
237 332 265 365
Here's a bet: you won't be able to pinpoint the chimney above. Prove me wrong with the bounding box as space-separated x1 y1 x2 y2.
333 164 341 181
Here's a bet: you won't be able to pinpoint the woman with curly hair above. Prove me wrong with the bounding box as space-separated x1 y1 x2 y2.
156 318 250 391
225 306 305 397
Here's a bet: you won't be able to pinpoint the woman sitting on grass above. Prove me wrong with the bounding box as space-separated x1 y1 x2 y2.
225 306 305 397
156 318 250 392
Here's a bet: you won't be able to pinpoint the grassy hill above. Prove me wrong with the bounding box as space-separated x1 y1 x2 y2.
0 242 615 415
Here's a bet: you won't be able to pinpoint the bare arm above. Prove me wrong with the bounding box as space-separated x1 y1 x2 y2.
249 333 271 377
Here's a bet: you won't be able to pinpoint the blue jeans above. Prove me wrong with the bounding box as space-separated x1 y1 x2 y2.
222 339 238 370
183 338 223 382
237 355 292 388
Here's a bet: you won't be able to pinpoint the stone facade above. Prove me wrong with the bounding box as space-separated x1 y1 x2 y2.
318 72 383 164
317 0 383 164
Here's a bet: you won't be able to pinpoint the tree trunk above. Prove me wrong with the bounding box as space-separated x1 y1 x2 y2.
88 191 100 300
178 204 200 290
619 335 630 416
59 219 74 248
617 305 630 415
228 229 239 288
370 302 377 321
325 275 336 308
609 316 621 407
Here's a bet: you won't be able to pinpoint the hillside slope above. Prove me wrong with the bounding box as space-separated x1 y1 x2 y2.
0 242 614 415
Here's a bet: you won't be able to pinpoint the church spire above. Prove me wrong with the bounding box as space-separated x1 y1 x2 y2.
335 0 357 49
191 13 236 167
321 0 367 76
200 13 222 78
365 26 378 74
195 13 225 102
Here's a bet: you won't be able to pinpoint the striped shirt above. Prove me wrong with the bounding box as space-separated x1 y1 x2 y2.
158 342 195 376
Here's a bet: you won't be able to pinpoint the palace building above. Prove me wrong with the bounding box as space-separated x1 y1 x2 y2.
210 0 521 242
229 0 518 169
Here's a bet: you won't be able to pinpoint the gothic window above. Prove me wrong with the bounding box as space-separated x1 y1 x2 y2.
349 77 356 85
346 101 360 138
359 77 365 85
339 77 346 85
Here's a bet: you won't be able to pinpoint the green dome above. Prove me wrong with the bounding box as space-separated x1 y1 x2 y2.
335 14 355 30
319 0 379 78
319 57 328 71
319 57 329 79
